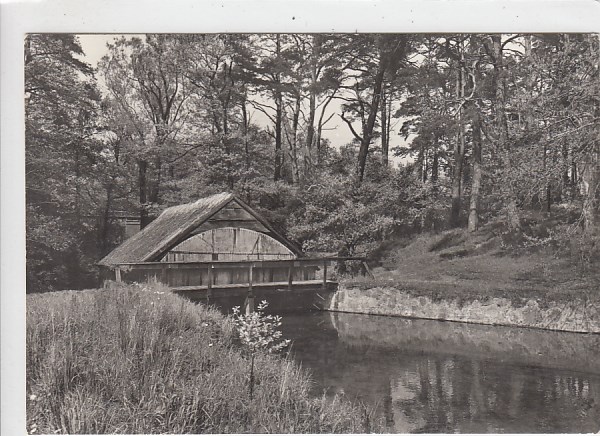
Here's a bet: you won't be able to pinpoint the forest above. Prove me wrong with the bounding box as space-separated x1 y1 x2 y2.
25 33 599 293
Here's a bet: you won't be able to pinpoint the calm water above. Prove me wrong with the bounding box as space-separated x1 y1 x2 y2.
280 311 600 433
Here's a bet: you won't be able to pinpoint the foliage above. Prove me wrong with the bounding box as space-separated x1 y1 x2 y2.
287 173 397 255
25 34 103 292
25 33 600 292
26 284 380 434
547 225 600 269
232 300 291 400
232 301 291 355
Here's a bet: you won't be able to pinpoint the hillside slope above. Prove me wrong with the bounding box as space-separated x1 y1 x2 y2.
355 216 600 306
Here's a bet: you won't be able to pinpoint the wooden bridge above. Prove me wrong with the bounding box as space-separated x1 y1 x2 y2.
98 193 371 312
112 256 369 312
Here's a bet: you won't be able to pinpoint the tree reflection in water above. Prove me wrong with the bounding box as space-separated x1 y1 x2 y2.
281 311 600 433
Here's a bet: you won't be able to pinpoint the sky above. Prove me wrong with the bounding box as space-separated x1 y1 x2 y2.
76 33 409 166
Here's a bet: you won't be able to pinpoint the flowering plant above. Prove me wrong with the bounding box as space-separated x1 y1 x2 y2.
232 300 290 354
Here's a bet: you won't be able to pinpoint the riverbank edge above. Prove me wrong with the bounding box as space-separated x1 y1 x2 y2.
26 284 382 433
326 285 600 333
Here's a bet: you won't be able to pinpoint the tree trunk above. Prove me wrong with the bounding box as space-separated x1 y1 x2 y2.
274 92 283 181
274 35 283 182
416 145 425 182
381 87 389 167
138 159 150 229
431 147 439 183
468 109 483 232
100 182 114 254
491 35 520 230
241 97 250 176
542 143 552 212
304 37 318 177
450 55 466 228
356 48 387 183
305 91 316 176
289 95 301 185
150 156 161 204
316 92 337 167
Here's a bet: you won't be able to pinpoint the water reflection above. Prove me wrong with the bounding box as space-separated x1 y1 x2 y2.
281 311 600 433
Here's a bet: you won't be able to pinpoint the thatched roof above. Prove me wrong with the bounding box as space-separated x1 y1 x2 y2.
98 192 301 267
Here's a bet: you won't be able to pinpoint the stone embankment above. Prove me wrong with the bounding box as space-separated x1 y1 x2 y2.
328 285 600 333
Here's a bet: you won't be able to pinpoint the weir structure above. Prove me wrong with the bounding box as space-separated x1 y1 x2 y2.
98 192 369 312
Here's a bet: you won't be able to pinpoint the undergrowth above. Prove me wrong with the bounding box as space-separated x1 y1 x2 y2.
346 215 600 309
26 283 381 434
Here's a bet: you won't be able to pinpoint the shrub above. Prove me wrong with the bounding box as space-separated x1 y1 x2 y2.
232 301 290 400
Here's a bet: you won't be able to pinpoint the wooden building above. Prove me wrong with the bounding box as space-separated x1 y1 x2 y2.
98 192 321 289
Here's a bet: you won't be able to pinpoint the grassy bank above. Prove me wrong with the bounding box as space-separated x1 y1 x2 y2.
26 283 379 434
350 218 600 308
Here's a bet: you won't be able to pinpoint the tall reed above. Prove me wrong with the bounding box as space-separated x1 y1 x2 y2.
26 283 381 434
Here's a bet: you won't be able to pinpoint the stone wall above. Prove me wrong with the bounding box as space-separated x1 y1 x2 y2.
328 285 600 333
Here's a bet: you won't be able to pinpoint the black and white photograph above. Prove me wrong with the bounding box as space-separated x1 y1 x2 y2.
2 1 600 434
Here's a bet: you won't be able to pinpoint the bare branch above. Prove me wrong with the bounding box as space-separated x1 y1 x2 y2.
340 112 363 142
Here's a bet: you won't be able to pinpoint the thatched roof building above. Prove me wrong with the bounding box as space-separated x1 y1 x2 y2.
99 192 302 267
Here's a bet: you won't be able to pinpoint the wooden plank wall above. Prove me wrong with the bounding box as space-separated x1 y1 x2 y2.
162 227 295 262
195 203 269 233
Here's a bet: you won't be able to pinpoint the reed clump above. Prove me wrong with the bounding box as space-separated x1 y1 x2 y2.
26 283 378 434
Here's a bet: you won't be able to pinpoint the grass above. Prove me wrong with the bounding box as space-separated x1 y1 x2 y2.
349 216 600 308
26 283 381 434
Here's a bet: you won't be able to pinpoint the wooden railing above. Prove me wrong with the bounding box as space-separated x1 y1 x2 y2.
112 256 370 292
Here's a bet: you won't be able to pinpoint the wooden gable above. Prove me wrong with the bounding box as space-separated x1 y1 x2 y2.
191 201 270 235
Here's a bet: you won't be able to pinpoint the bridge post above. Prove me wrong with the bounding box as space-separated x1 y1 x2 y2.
322 260 327 290
161 264 167 285
288 261 294 290
246 263 254 315
206 264 213 302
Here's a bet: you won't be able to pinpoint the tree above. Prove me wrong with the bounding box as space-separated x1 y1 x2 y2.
287 172 396 256
100 35 193 227
339 34 409 183
236 34 290 182
535 34 600 232
25 34 102 291
397 36 457 185
232 301 290 400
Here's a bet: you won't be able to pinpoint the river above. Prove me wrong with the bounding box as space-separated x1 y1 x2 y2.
280 311 600 433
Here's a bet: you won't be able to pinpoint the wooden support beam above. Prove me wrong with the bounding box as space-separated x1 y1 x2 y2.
246 263 254 315
161 264 167 284
322 260 328 290
115 267 122 282
288 262 294 290
207 264 213 302
248 263 254 293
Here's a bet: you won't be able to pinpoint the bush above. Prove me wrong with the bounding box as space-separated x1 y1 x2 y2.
548 225 600 268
